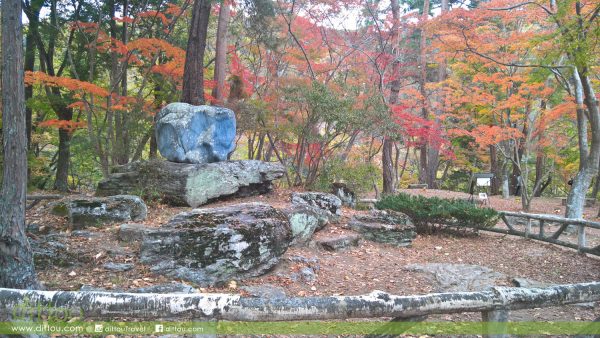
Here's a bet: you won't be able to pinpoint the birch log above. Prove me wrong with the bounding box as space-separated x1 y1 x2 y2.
1 282 600 321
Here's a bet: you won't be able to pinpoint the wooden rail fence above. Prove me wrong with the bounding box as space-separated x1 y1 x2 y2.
492 211 600 256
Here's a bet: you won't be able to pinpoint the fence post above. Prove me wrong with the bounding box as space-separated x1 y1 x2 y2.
525 218 532 238
482 309 509 338
578 224 586 253
539 220 544 237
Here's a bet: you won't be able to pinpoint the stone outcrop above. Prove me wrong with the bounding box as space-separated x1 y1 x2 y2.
348 210 416 246
291 192 342 229
51 195 147 229
155 102 236 164
283 206 320 246
96 160 285 207
332 182 356 208
140 203 292 286
316 234 361 251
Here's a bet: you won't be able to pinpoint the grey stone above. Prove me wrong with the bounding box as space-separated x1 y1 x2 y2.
71 230 100 238
291 266 317 283
140 203 292 286
119 223 152 242
283 206 320 246
134 283 198 294
155 102 236 164
316 234 360 251
511 277 553 288
240 284 287 299
404 263 505 292
291 192 342 229
31 234 82 267
332 182 356 208
288 255 319 265
103 262 134 272
348 210 416 247
60 195 147 229
97 160 285 208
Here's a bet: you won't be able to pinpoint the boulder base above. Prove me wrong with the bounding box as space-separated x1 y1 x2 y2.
155 102 236 164
140 203 292 286
96 160 284 207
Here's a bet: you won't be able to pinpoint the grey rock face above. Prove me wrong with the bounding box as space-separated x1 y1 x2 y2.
96 160 285 208
283 206 320 246
155 102 236 164
119 223 152 242
240 284 287 299
31 234 82 267
332 182 356 208
140 203 292 286
404 263 505 292
103 262 134 272
316 234 360 251
291 192 342 229
348 210 416 247
55 195 147 229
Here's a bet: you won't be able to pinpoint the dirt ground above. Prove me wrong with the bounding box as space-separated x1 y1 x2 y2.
26 188 600 331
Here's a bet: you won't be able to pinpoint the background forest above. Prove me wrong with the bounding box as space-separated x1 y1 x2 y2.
2 0 600 219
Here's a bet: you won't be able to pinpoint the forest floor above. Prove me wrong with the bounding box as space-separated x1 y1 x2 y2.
26 187 600 335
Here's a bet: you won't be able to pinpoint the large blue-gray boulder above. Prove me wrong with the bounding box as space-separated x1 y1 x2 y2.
155 102 236 164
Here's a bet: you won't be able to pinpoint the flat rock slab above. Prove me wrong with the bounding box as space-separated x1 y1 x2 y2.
291 192 342 229
52 195 147 229
404 263 505 292
103 262 134 272
140 203 292 286
96 160 285 207
156 102 236 164
348 210 416 247
316 234 360 251
119 223 152 242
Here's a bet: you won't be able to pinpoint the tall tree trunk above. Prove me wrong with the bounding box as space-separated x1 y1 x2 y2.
115 0 130 165
502 163 510 199
490 145 500 195
181 0 212 105
565 69 600 219
212 0 230 104
382 0 401 194
54 128 71 191
0 0 39 289
533 153 545 197
24 26 37 148
382 138 395 194
418 0 430 185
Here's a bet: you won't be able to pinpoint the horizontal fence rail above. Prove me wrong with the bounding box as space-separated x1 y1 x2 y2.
1 282 600 322
494 211 600 256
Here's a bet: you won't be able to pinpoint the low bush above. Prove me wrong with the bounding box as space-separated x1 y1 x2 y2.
375 193 499 234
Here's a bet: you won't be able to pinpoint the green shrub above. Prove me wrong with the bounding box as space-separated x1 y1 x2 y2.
375 193 499 233
311 159 380 195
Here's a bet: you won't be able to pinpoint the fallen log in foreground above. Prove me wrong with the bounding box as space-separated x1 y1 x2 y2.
1 282 599 321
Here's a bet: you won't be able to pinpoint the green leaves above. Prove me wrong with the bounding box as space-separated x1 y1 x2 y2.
376 193 499 233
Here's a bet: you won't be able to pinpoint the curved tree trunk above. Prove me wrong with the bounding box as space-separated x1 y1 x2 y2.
565 69 600 220
0 0 40 289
